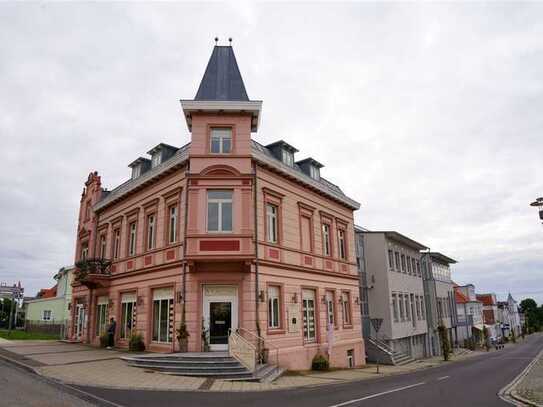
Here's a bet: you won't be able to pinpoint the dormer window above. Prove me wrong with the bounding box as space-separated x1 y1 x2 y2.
132 165 141 179
309 165 320 180
282 149 294 167
151 154 161 168
210 128 232 154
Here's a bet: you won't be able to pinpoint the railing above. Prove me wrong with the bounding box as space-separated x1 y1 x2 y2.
228 327 280 372
228 329 257 372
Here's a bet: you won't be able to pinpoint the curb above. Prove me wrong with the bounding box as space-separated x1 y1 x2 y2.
499 348 543 406
0 351 40 375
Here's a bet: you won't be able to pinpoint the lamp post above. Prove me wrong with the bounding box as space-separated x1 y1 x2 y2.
530 197 543 224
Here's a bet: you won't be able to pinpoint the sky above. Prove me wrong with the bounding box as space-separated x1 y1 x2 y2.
1 2 542 303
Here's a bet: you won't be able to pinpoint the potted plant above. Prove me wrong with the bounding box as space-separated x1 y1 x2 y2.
176 323 189 353
128 333 146 352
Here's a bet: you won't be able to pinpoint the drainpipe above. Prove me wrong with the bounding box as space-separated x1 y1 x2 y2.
253 163 262 344
181 162 190 326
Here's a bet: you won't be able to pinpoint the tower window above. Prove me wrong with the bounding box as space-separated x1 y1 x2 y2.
210 128 232 154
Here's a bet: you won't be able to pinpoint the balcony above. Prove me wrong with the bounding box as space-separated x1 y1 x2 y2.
74 258 112 289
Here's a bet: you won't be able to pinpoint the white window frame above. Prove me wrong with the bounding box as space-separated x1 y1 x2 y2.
302 289 316 342
95 302 108 336
266 203 278 243
120 294 136 340
152 294 173 343
42 310 52 321
267 286 280 329
322 223 331 256
113 229 120 259
99 235 107 259
210 128 232 154
309 165 320 180
326 291 335 327
337 229 346 260
132 165 141 179
282 149 294 167
81 243 89 260
147 214 156 250
168 205 177 244
207 190 233 233
128 222 137 256
392 294 399 322
151 153 161 168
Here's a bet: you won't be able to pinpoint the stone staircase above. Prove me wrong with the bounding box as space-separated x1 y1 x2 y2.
121 352 285 382
365 337 415 366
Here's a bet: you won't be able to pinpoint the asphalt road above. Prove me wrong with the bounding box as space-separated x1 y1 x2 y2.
1 333 541 407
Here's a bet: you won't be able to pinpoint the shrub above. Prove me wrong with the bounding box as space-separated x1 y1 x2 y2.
438 324 451 361
465 337 476 351
311 354 329 371
99 333 109 348
129 333 145 352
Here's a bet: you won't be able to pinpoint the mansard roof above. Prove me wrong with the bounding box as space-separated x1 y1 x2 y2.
94 140 359 211
195 46 249 101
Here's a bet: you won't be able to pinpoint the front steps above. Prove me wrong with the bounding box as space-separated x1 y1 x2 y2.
122 352 285 382
365 338 415 366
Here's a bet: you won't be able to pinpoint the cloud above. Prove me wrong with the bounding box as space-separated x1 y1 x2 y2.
1 2 542 302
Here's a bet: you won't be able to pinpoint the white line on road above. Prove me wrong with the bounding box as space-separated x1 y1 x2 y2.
436 376 450 381
327 382 426 407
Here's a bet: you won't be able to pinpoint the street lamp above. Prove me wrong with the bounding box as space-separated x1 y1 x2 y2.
529 197 543 223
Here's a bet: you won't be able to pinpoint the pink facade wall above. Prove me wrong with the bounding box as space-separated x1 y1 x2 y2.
70 112 365 370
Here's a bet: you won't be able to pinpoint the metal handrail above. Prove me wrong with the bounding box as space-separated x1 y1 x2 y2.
234 327 280 370
228 328 257 372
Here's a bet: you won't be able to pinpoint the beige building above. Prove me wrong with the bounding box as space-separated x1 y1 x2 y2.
356 230 429 363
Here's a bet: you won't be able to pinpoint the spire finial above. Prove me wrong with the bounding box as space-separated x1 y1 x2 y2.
228 37 232 45
214 37 219 45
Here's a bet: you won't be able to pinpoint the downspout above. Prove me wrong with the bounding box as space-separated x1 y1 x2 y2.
181 162 190 326
253 162 262 343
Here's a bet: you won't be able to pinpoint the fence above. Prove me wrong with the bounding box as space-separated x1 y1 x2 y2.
25 320 68 339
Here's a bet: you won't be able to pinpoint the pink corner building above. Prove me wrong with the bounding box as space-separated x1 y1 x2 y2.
69 44 364 370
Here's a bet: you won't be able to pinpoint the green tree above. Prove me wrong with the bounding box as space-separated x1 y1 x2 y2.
521 298 542 332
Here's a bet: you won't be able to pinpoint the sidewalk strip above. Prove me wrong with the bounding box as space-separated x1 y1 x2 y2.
327 382 426 407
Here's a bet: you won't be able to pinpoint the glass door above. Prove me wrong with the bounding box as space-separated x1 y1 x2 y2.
209 302 232 350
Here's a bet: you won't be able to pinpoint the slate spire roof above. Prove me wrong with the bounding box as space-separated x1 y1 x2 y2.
195 46 249 101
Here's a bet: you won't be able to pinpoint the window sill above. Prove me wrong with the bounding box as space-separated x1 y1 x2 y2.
343 324 353 329
266 328 285 335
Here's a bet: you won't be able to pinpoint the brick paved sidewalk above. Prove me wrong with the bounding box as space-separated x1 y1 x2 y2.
0 339 484 392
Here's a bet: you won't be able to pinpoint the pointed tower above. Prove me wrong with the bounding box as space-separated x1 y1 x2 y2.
180 45 262 176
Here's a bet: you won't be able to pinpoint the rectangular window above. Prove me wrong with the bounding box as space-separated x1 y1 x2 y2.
401 254 406 272
392 294 399 322
132 165 141 179
267 286 280 329
168 205 177 244
412 258 417 276
322 223 331 256
81 243 89 260
325 290 335 327
266 204 278 243
120 294 136 339
300 216 312 252
210 128 232 154
416 260 421 276
405 295 410 320
421 297 426 319
309 165 320 180
416 296 421 319
152 289 173 343
113 229 121 259
95 300 108 336
395 252 400 271
407 256 412 274
388 250 394 269
337 229 346 260
342 292 352 325
399 294 405 320
282 149 294 166
128 222 137 256
147 214 156 250
99 235 107 259
151 153 161 168
43 310 52 321
207 190 233 232
302 289 316 342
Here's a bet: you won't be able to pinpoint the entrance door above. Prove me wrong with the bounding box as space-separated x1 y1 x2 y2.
203 285 238 351
75 304 85 340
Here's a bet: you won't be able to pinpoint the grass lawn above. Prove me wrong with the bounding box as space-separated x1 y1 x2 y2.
0 329 59 340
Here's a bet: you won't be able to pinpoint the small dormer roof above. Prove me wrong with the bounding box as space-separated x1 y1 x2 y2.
147 143 179 156
266 140 299 153
128 157 151 168
296 157 324 169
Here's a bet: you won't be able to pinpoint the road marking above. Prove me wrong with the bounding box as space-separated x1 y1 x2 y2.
327 382 426 407
437 376 450 381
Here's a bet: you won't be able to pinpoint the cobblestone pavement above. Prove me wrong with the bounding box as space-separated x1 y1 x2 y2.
514 349 543 406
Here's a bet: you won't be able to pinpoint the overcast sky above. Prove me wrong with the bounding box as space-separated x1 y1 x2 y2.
1 2 542 303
